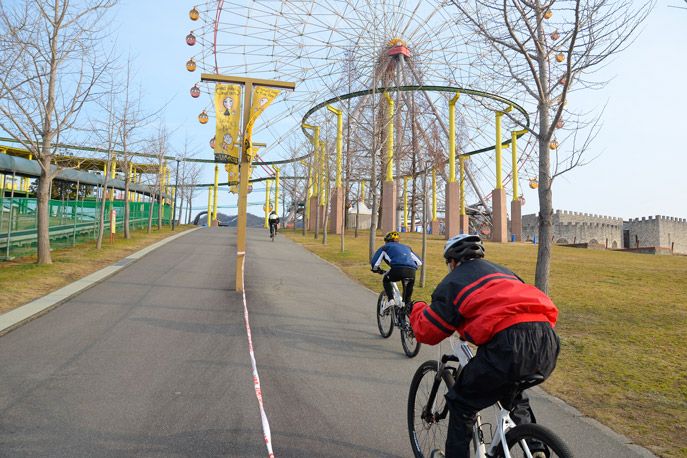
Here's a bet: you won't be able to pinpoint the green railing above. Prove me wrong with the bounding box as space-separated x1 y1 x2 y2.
0 197 171 259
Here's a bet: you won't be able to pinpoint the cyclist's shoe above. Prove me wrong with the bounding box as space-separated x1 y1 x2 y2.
380 298 395 313
429 450 445 458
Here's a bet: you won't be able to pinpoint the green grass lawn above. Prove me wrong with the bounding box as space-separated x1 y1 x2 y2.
286 230 687 458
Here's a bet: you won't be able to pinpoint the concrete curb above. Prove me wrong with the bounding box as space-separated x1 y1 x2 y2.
0 227 200 337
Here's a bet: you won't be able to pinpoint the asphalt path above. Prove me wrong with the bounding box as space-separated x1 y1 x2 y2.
0 227 655 457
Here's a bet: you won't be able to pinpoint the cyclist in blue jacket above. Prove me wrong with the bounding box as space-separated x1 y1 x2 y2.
371 231 422 308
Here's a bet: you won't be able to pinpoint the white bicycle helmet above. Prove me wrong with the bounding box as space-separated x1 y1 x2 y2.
443 234 485 262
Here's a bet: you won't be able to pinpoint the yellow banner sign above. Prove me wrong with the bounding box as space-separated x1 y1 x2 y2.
226 163 239 193
214 84 241 164
244 86 280 159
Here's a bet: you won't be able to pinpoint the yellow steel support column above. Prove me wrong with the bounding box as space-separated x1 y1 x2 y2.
459 156 466 216
495 112 503 190
511 129 528 201
212 164 219 223
384 92 394 182
494 106 512 190
304 170 312 230
274 168 280 216
264 179 271 228
403 176 409 232
303 124 320 197
448 93 460 182
326 105 343 188
207 186 213 226
432 168 437 221
110 158 116 202
360 181 365 200
318 142 326 207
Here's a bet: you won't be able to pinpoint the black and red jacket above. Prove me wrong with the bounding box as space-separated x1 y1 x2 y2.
410 259 558 346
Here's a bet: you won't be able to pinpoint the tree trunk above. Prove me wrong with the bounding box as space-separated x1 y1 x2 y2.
534 4 553 294
157 194 163 230
36 158 53 264
124 165 131 239
411 122 418 232
147 193 154 233
177 188 184 227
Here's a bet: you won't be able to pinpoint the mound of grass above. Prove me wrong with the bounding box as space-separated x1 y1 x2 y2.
286 230 687 458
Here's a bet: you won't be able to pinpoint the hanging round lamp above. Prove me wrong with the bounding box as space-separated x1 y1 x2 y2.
549 139 559 150
544 10 553 19
550 30 560 40
186 32 196 46
198 110 209 124
556 53 565 63
186 58 196 72
190 84 200 98
529 178 539 189
189 7 199 21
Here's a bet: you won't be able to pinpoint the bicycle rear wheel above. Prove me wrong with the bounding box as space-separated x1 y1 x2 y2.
408 360 451 458
400 310 421 357
494 423 573 458
376 292 393 338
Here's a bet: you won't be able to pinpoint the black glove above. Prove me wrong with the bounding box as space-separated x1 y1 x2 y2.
407 300 426 315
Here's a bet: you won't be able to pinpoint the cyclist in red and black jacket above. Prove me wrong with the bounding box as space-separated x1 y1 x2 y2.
409 234 560 458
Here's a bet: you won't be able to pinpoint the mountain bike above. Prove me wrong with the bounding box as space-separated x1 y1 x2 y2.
374 269 421 358
408 335 572 458
269 223 278 241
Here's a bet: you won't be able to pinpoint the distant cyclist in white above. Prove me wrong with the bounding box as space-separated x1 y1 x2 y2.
268 210 280 237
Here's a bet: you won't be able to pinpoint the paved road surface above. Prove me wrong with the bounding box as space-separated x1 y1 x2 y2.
0 228 655 457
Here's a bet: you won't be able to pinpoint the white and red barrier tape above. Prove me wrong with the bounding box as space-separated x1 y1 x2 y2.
239 254 275 457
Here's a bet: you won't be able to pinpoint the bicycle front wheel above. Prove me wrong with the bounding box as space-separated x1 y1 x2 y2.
376 292 393 338
494 423 573 458
400 311 421 357
408 360 451 458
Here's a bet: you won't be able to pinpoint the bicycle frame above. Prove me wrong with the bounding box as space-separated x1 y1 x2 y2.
445 338 533 458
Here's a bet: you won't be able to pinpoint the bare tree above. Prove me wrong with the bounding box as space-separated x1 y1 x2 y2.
449 0 653 292
0 0 117 264
115 56 159 239
91 85 120 249
178 144 202 226
149 125 169 232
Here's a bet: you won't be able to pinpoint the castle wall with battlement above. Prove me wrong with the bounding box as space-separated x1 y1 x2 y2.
625 215 687 254
522 209 623 248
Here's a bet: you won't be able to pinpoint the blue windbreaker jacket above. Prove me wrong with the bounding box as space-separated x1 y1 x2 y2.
371 242 422 270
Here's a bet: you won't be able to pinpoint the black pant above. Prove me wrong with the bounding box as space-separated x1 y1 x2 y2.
445 322 560 458
382 267 416 305
269 222 278 236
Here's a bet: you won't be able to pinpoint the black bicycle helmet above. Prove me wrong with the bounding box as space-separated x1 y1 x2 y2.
443 234 485 263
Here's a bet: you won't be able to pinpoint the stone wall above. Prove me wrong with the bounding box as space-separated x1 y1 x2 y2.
522 210 623 248
625 215 687 254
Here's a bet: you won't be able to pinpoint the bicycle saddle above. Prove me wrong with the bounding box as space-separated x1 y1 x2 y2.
515 374 545 391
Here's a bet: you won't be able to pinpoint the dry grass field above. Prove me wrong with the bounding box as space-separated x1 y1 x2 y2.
286 230 687 458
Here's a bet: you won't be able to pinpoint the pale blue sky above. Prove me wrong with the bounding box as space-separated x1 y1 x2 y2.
112 0 685 220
